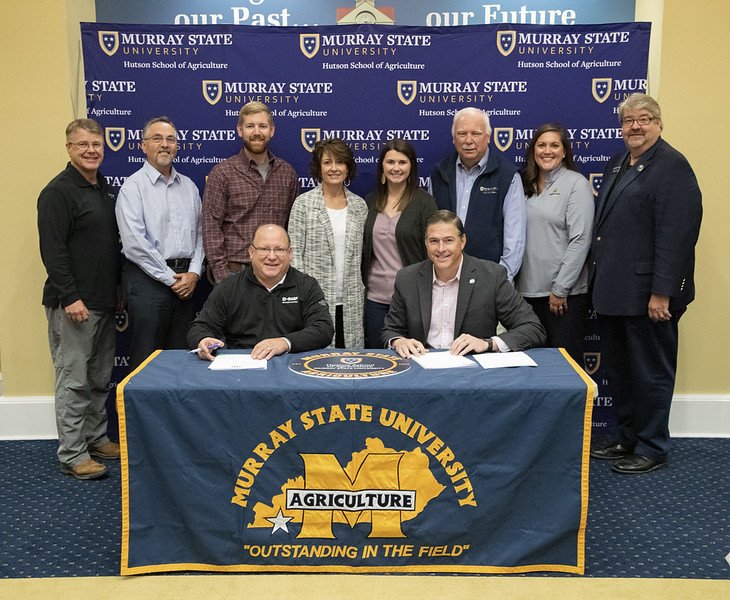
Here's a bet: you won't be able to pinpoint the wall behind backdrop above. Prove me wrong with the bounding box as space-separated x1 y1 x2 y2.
0 1 728 434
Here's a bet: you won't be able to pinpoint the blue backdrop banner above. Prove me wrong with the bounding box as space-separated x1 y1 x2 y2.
82 21 649 439
81 22 649 200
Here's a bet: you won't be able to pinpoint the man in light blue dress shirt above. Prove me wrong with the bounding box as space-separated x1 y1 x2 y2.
116 116 204 369
430 107 526 281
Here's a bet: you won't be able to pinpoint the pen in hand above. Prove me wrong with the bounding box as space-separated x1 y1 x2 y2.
189 343 221 354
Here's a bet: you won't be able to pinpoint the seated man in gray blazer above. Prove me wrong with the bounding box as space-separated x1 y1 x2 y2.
382 210 545 358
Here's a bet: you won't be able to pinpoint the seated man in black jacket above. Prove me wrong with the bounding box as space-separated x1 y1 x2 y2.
188 224 333 360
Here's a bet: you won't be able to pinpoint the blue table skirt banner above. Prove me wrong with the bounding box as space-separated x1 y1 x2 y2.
117 348 594 574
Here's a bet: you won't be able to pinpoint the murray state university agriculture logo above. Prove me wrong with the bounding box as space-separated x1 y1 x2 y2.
252 441 441 538
230 400 479 565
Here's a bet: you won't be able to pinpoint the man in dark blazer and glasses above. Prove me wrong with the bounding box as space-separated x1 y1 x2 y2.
589 93 702 474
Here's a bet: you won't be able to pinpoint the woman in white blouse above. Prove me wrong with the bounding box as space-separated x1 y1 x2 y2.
288 138 367 348
515 124 595 364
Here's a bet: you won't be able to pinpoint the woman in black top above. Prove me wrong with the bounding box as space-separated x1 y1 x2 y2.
362 139 437 348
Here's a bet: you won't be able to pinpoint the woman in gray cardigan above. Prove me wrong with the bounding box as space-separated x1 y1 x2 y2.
516 124 594 364
362 139 437 348
289 138 367 348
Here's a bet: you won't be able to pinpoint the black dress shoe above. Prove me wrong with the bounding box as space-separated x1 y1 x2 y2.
612 454 668 474
590 443 632 460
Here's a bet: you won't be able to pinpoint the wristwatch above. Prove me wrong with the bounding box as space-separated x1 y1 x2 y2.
485 338 493 352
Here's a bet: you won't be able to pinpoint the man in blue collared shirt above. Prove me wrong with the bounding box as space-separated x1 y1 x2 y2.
430 107 526 281
116 116 204 368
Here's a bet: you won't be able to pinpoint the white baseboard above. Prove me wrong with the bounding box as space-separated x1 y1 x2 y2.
0 396 58 440
669 394 730 437
1 394 729 440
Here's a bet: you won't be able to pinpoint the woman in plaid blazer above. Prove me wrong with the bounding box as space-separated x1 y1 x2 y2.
289 138 367 348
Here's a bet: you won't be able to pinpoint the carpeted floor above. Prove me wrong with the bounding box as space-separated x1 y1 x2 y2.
1 438 729 579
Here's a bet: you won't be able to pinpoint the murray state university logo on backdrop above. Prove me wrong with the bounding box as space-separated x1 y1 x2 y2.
493 127 514 152
592 78 612 103
105 127 125 152
589 174 604 197
300 34 320 58
397 81 417 105
115 310 129 333
203 80 222 105
583 352 601 375
98 31 119 56
497 31 516 56
301 129 321 152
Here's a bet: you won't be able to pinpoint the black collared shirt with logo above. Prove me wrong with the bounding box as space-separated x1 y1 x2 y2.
187 266 334 352
38 163 120 310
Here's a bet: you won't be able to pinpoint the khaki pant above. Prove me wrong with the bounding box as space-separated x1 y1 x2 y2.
45 306 115 466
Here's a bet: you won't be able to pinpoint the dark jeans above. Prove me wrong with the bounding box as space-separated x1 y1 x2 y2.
525 293 589 366
364 299 390 349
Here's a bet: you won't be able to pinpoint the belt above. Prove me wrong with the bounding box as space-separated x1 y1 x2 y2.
166 258 191 273
227 261 248 273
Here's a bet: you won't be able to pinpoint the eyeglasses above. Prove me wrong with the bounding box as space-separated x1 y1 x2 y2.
621 116 656 127
251 245 290 256
68 141 103 150
144 135 178 144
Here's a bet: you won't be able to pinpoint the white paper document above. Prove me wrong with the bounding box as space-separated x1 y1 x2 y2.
472 352 537 369
412 351 477 369
208 353 268 371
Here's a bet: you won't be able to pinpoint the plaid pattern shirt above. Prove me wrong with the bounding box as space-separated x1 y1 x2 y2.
202 150 299 283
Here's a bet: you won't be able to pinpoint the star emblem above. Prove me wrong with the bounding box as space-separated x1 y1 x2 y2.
266 509 293 534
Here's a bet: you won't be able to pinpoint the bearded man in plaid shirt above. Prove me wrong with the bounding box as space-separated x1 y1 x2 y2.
202 101 299 284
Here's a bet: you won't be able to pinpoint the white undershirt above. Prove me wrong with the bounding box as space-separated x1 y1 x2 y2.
327 206 348 305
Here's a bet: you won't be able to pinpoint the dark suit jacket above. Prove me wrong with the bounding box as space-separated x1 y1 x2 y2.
591 138 702 315
381 253 545 351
